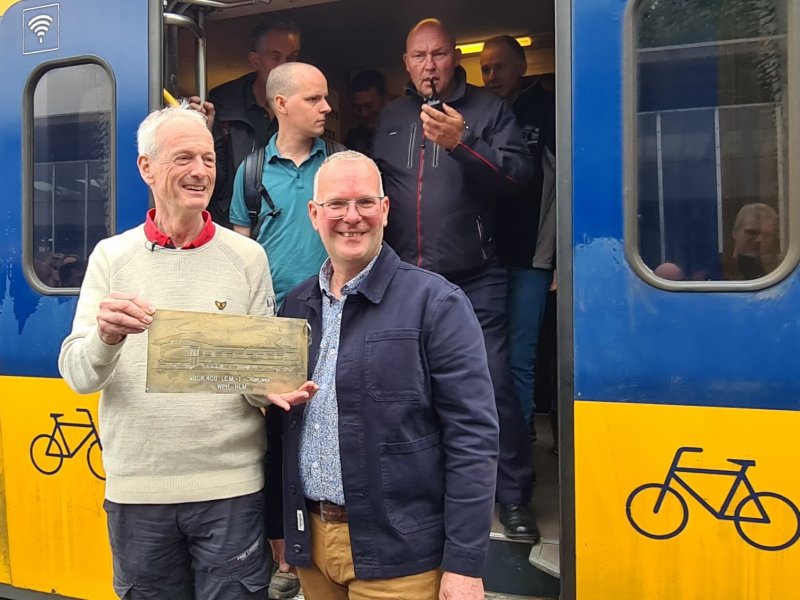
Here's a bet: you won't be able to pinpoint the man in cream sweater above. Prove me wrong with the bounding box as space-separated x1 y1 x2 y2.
58 105 315 599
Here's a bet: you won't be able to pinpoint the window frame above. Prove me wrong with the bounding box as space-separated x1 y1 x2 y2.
22 56 117 295
623 0 800 291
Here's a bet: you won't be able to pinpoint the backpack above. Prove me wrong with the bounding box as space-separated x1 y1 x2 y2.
242 139 346 240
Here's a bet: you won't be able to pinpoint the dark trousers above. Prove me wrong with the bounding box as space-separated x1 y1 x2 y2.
451 265 534 505
104 493 270 599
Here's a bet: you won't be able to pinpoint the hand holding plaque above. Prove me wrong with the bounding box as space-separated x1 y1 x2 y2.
146 309 310 396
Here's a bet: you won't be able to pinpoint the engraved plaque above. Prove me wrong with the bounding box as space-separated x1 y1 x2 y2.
146 309 308 395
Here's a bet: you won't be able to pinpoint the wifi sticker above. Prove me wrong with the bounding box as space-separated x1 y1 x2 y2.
23 4 60 55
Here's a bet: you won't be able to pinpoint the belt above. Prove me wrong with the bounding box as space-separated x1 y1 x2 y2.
305 498 348 523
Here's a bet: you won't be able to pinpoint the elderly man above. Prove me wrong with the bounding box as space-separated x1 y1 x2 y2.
273 151 499 600
58 105 314 599
192 20 302 228
723 203 781 280
373 18 539 541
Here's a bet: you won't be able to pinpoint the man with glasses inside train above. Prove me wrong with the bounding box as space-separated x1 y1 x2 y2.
373 18 539 542
272 150 499 600
58 105 315 600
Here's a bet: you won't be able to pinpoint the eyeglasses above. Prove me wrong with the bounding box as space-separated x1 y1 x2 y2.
408 50 452 65
312 196 383 220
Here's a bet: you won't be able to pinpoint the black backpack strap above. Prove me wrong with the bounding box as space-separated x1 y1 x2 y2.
242 145 280 240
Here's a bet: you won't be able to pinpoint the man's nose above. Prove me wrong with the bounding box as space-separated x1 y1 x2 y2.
342 201 362 222
189 155 207 174
321 99 332 114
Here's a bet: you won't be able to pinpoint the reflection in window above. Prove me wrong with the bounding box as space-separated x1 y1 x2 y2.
31 62 113 289
635 0 787 281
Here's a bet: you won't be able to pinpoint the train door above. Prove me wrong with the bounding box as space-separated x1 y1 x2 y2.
566 0 799 598
0 0 158 597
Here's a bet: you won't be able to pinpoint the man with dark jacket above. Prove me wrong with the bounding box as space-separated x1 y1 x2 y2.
373 18 539 541
275 150 498 600
195 21 301 229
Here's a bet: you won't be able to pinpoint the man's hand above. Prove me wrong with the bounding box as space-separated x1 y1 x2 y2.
420 103 465 151
96 292 156 345
266 380 319 411
439 572 484 600
187 96 216 131
268 538 292 572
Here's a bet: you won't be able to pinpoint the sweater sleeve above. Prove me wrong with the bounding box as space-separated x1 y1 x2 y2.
58 243 127 394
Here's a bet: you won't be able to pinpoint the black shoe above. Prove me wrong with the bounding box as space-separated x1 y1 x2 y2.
499 503 541 542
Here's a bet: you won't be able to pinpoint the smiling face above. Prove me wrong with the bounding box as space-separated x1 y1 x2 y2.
309 157 389 281
137 115 216 216
480 41 526 101
403 23 460 99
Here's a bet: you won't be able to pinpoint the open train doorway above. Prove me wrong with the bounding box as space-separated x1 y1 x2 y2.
168 1 561 598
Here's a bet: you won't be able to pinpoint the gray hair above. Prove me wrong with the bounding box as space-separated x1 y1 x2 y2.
733 202 779 232
136 102 207 157
313 151 385 200
266 62 322 110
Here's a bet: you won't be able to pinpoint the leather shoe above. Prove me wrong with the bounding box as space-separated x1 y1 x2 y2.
499 503 541 542
267 570 300 599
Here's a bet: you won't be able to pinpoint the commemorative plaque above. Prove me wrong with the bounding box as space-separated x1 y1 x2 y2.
146 309 308 395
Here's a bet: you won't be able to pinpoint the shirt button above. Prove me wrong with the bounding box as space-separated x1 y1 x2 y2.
290 419 297 429
289 485 297 495
312 461 319 468
314 423 320 430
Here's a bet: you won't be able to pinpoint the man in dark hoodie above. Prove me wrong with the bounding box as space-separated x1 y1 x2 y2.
373 18 539 542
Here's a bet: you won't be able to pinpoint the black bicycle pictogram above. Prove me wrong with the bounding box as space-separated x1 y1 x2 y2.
626 446 800 551
30 408 105 481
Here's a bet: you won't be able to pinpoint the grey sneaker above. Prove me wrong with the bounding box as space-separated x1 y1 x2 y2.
268 570 300 599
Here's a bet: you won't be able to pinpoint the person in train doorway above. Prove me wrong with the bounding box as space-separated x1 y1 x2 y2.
479 37 557 441
272 150 499 600
190 20 301 229
57 105 317 599
344 69 388 157
372 18 540 542
227 61 343 599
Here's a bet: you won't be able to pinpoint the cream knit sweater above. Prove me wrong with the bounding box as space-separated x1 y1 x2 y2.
59 225 275 504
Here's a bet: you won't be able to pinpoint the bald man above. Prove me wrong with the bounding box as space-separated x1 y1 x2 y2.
374 19 539 542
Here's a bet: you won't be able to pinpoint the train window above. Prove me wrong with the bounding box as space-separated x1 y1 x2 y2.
629 0 790 286
28 61 114 291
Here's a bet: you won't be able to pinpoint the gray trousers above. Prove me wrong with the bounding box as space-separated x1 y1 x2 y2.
104 492 270 599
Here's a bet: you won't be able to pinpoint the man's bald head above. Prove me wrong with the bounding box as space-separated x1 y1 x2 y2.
265 62 325 110
405 18 455 50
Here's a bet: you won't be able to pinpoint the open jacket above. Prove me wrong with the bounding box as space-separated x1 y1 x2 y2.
271 245 499 579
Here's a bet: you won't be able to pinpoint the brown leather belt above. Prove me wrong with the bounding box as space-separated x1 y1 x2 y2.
306 498 348 523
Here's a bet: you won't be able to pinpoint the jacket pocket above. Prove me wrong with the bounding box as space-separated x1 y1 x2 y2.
364 329 425 402
380 432 444 534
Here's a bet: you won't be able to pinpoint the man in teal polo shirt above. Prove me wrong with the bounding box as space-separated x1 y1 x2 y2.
230 62 335 307
229 61 336 599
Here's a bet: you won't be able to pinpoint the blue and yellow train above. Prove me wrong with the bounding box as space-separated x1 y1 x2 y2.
0 0 797 598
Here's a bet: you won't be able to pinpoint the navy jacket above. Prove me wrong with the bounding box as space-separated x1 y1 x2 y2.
373 67 532 278
274 244 499 579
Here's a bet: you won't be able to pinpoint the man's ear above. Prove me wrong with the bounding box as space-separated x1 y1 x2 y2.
137 155 153 185
402 53 411 75
453 47 462 67
308 200 321 231
381 196 390 228
274 94 288 115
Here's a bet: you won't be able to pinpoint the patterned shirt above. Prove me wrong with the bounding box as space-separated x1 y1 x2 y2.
299 252 380 504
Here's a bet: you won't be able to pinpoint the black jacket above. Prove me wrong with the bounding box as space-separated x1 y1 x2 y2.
373 67 532 278
273 245 499 579
207 72 278 227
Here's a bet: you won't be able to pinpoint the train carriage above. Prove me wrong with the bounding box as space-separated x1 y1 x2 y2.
0 0 797 598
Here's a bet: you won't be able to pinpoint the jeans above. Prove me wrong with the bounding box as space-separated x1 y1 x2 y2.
507 268 553 425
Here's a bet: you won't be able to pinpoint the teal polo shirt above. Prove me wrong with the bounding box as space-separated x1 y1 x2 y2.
230 135 329 307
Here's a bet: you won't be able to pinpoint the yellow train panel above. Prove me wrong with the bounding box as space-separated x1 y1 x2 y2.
0 375 113 599
575 400 800 600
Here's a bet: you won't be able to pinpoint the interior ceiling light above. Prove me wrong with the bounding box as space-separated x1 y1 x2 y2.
456 36 532 56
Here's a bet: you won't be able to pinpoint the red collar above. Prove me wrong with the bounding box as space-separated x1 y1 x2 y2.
144 209 216 249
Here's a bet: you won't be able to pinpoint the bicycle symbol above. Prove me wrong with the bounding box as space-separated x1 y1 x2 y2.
29 408 105 481
626 446 800 551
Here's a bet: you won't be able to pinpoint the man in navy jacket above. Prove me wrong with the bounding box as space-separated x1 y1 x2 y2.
273 151 499 599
